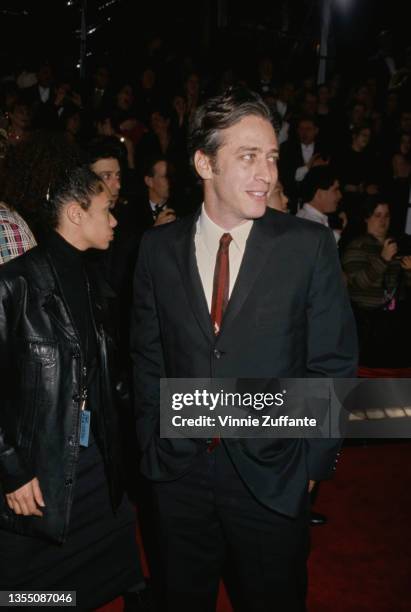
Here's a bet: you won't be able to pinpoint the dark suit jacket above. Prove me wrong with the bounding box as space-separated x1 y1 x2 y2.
131 208 358 517
279 139 327 210
23 84 59 129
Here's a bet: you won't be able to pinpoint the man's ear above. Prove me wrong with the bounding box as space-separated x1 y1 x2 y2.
194 150 214 180
66 201 84 226
144 175 152 189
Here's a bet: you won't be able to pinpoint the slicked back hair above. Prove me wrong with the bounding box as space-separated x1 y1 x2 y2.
42 166 105 229
187 87 272 171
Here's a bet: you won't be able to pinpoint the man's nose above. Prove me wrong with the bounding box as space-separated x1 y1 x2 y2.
110 213 118 228
255 159 277 184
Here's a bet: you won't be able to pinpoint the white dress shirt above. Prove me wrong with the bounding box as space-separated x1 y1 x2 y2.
149 199 167 219
297 203 340 243
295 142 315 182
38 85 50 103
195 205 253 312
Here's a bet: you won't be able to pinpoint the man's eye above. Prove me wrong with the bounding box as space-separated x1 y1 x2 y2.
242 154 254 161
267 156 278 163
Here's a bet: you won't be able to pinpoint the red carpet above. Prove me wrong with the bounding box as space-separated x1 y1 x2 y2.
97 443 411 611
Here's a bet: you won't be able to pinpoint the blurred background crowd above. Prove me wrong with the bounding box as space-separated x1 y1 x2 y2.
1 0 411 372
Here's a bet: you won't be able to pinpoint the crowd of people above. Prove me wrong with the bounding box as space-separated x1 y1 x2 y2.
0 39 410 610
1 45 411 369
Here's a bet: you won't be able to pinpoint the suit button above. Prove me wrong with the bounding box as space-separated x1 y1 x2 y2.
214 349 222 359
73 393 80 402
67 436 75 446
65 478 73 486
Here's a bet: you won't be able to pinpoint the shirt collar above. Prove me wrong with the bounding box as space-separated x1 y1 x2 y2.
149 199 167 212
301 142 314 150
197 204 253 255
302 203 328 225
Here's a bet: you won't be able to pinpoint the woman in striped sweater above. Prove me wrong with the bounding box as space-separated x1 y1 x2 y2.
342 196 411 366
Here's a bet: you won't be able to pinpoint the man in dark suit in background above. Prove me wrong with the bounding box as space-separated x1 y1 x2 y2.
139 156 177 230
279 115 329 213
24 61 56 129
131 88 357 612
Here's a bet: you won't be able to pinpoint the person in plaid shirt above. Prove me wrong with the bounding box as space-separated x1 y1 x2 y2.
0 202 36 265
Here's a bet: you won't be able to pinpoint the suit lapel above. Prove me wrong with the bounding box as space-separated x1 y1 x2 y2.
219 212 284 336
174 213 215 343
174 209 286 342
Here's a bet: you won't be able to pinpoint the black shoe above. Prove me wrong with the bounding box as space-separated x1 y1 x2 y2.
310 510 327 526
123 586 158 612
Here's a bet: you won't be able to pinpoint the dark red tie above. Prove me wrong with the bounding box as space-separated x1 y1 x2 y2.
210 233 233 335
208 233 232 452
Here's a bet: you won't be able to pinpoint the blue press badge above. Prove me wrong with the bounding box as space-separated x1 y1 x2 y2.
80 410 91 447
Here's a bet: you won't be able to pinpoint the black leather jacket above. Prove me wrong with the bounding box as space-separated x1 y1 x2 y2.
0 246 125 543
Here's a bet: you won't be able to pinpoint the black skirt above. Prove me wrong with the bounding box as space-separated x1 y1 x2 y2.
0 433 143 610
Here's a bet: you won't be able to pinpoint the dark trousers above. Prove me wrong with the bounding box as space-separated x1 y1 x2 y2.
152 444 310 612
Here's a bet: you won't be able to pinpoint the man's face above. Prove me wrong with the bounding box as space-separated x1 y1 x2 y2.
91 158 121 203
297 120 318 145
199 115 278 227
146 161 170 203
352 104 366 125
117 85 134 111
317 180 342 213
186 73 200 96
353 128 371 150
78 187 117 250
37 64 53 87
151 112 169 135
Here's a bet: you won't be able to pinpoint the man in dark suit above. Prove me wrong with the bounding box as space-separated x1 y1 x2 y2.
131 88 357 612
279 115 329 213
139 156 177 230
24 61 56 129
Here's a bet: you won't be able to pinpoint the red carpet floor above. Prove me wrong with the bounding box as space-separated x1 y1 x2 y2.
97 442 411 611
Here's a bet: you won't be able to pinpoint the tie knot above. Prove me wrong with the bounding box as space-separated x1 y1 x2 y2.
153 203 165 218
219 233 232 250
